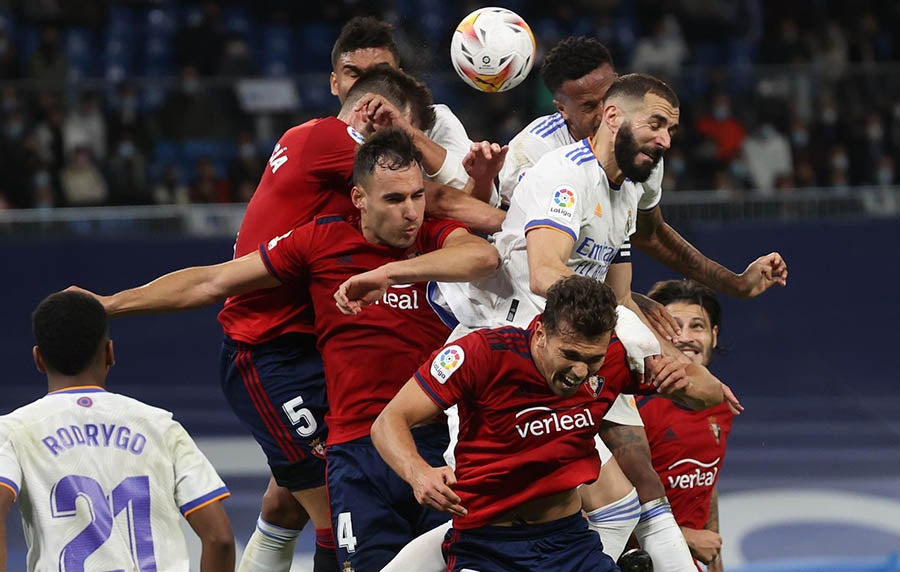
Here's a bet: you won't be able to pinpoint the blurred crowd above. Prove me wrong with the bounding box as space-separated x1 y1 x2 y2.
0 0 897 209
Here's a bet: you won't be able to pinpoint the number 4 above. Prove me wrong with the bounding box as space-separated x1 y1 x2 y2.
337 512 357 553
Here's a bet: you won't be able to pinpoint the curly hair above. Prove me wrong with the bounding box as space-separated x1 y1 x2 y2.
542 276 618 339
331 17 401 69
33 291 109 375
540 36 614 95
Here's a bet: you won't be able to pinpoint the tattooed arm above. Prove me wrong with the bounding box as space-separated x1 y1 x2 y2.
599 420 666 503
632 206 787 298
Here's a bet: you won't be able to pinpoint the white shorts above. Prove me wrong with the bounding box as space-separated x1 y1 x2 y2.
603 393 643 427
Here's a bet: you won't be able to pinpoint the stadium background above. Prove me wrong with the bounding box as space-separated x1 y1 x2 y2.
0 0 898 570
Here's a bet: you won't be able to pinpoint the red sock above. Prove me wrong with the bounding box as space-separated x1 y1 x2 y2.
315 527 336 549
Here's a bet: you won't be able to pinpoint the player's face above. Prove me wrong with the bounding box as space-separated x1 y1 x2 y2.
614 94 679 182
331 47 399 103
356 163 425 249
535 322 612 398
554 64 616 140
666 302 718 367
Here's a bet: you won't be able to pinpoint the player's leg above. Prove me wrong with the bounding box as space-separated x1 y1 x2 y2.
239 477 308 572
220 335 334 572
446 513 618 572
380 521 451 572
580 438 641 560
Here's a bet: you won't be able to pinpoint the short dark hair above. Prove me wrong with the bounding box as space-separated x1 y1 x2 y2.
353 127 423 187
540 36 614 95
604 73 679 109
331 16 401 70
344 66 436 132
647 279 722 330
33 291 109 376
542 276 618 339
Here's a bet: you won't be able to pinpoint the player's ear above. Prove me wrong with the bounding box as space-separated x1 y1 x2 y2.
603 102 622 133
711 325 719 350
33 346 47 373
351 185 366 209
552 98 568 121
329 71 339 97
106 340 115 368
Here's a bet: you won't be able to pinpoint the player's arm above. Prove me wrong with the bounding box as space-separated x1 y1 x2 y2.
185 500 236 572
0 485 12 572
424 180 505 234
371 379 467 516
525 227 576 297
69 251 281 317
599 421 666 503
644 354 729 410
335 228 499 314
632 206 787 298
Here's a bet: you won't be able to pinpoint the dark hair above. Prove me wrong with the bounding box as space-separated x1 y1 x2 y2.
331 16 401 70
540 36 614 95
542 276 618 339
353 127 423 187
33 291 109 376
604 73 679 109
647 279 722 329
344 66 436 132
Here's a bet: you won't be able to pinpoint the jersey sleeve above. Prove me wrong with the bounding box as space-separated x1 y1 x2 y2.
0 425 22 501
497 130 554 205
258 220 317 284
413 332 492 410
166 421 230 517
517 156 586 244
424 105 473 190
637 157 664 211
307 119 359 194
417 217 469 253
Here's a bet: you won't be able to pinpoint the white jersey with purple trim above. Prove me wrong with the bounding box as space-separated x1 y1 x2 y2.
469 138 663 330
498 112 577 205
423 104 475 194
0 387 229 572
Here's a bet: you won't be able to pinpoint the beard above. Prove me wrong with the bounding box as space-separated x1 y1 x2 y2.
614 121 663 182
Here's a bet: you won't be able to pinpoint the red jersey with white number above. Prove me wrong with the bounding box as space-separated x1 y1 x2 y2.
416 323 656 529
261 215 463 444
218 117 361 344
637 396 734 529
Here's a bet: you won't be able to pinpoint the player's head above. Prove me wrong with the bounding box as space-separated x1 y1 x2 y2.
534 276 618 397
647 279 720 366
600 73 679 182
541 36 617 140
331 17 401 103
343 66 436 133
32 291 114 382
352 127 425 249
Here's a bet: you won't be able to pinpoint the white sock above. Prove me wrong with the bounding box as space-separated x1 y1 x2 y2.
237 514 301 572
381 520 451 572
585 487 641 560
633 498 695 572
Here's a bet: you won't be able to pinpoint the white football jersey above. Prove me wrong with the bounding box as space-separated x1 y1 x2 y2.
498 112 577 205
0 387 229 572
470 138 664 329
423 104 474 192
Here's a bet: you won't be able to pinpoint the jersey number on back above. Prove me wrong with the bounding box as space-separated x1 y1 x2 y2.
268 143 288 174
51 475 156 571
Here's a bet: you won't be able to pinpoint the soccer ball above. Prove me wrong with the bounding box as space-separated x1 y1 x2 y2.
450 7 536 93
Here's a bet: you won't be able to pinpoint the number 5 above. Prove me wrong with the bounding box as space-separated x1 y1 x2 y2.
282 395 317 438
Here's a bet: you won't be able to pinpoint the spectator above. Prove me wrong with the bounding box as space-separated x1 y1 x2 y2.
28 26 67 84
63 92 106 161
227 132 263 191
0 28 20 79
175 1 226 75
153 165 191 205
158 65 223 140
218 35 256 77
107 133 149 205
696 93 747 165
33 103 65 171
190 158 231 203
742 123 793 193
629 15 687 80
108 83 155 155
61 147 108 206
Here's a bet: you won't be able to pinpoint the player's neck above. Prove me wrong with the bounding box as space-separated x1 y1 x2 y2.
592 134 625 185
46 372 108 394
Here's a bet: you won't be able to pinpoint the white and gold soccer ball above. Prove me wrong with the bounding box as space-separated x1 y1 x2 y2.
450 7 536 93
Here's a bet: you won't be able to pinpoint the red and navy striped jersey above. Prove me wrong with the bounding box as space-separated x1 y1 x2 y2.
218 117 359 344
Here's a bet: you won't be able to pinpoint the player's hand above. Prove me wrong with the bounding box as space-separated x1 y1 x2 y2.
645 354 689 394
631 292 680 342
333 268 391 315
353 93 415 135
64 286 113 312
680 527 722 565
411 465 467 517
736 252 788 298
722 382 744 415
463 141 508 183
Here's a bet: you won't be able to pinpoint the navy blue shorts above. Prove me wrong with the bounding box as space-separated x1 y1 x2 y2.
220 333 328 491
443 512 620 572
327 424 451 572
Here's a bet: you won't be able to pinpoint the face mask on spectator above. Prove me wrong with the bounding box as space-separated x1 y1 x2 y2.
239 142 256 159
713 104 731 121
866 122 883 142
118 141 136 158
670 156 686 176
182 78 200 95
822 107 838 125
791 129 809 147
0 37 9 54
34 170 51 188
831 152 848 171
6 120 22 139
877 166 894 185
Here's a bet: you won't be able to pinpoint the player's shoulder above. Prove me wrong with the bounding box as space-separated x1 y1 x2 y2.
523 112 568 140
282 116 359 144
482 325 532 358
103 391 177 422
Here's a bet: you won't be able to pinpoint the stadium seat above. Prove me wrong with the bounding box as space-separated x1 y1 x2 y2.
183 139 238 163
262 25 294 77
222 4 253 40
65 28 97 79
297 22 337 72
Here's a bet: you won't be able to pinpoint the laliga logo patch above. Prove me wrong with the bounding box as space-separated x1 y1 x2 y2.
548 186 577 221
346 125 366 145
431 345 465 384
587 375 604 397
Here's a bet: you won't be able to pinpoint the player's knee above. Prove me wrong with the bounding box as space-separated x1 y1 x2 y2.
261 479 308 529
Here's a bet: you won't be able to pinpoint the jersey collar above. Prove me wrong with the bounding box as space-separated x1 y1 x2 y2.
48 385 106 395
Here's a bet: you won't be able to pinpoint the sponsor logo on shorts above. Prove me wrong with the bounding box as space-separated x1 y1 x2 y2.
514 406 596 438
548 186 577 221
431 345 465 384
666 457 720 489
